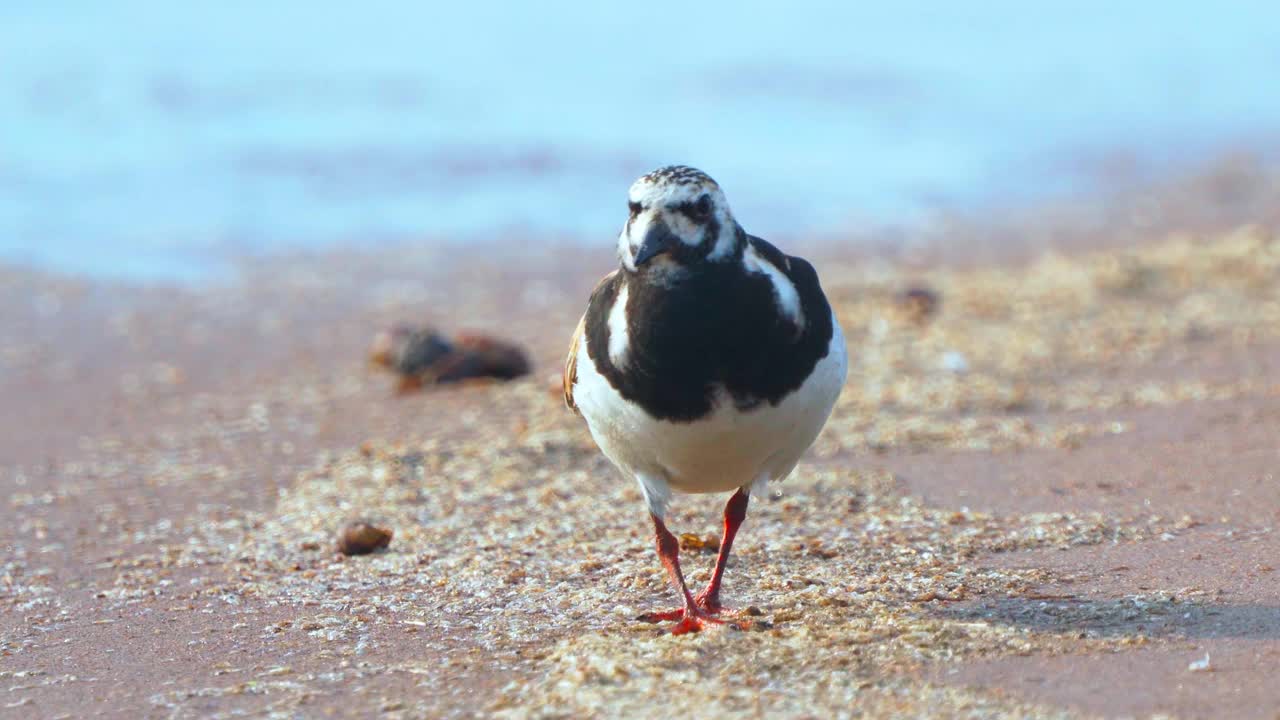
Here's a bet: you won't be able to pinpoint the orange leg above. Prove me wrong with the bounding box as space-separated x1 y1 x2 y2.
694 488 750 612
637 514 723 634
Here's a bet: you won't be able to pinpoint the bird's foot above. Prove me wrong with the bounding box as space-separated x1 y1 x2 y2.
669 611 721 635
693 589 726 614
637 595 727 623
635 608 685 623
636 606 725 635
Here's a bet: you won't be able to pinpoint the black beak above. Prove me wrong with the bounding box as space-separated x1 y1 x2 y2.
633 222 680 266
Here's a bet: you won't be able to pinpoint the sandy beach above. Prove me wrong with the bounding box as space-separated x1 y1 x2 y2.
3 159 1280 718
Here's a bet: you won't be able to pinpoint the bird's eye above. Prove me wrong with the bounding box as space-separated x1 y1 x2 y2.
682 195 713 223
628 201 642 216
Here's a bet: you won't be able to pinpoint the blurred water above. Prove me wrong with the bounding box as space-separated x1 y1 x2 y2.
3 1 1279 280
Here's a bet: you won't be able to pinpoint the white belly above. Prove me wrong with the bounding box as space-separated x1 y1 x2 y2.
574 312 847 499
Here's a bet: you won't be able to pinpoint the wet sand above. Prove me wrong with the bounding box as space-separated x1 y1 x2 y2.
3 161 1280 718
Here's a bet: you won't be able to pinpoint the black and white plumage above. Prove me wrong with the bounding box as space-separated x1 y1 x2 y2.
564 165 847 634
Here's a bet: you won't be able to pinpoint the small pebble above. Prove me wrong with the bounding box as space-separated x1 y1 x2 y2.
940 350 969 373
896 286 941 324
678 533 719 553
337 520 393 556
1187 653 1213 672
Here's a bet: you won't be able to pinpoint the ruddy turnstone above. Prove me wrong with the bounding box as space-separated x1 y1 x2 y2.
564 165 848 634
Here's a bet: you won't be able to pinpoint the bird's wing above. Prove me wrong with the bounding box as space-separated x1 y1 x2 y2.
564 270 618 413
563 313 586 413
745 234 825 343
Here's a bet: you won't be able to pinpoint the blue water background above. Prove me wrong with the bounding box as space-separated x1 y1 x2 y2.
3 1 1279 280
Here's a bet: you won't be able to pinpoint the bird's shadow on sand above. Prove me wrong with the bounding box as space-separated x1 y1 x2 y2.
933 596 1280 640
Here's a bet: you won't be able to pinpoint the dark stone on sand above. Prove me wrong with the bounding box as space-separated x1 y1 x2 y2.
369 324 531 391
369 325 455 375
896 286 941 324
449 332 532 381
336 520 393 555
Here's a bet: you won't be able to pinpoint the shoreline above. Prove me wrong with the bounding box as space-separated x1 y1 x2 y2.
6 152 1279 288
3 161 1280 717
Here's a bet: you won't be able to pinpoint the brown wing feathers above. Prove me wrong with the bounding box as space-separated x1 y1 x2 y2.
563 314 585 413
564 271 618 413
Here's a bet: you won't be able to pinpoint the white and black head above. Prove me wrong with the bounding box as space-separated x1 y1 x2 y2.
618 165 744 274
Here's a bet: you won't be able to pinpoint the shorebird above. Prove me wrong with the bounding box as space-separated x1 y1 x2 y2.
564 165 848 634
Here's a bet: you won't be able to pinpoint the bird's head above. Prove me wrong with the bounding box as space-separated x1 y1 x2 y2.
617 165 743 274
